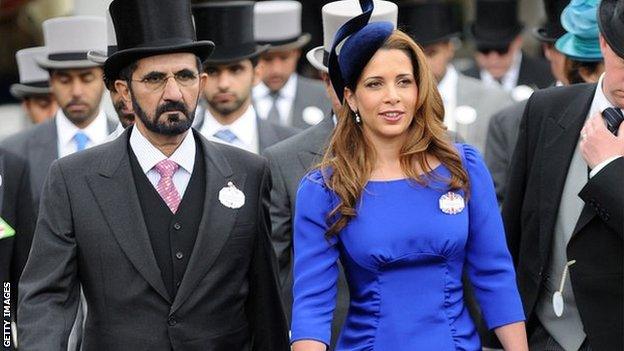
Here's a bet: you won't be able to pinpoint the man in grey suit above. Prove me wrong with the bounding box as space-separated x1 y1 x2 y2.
485 0 570 204
1 16 116 207
253 0 330 129
17 0 289 349
264 1 398 349
398 1 513 154
191 1 298 154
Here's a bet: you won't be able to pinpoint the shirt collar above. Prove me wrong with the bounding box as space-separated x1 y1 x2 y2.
56 108 109 146
129 125 196 175
253 74 298 100
202 104 258 148
438 65 458 104
593 73 622 114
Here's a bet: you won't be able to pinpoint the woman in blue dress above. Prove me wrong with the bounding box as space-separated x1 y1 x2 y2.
290 4 528 351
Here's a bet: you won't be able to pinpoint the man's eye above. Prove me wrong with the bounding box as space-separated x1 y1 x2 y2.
144 76 163 84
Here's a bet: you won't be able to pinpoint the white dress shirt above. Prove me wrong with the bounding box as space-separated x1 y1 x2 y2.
56 109 109 158
129 126 196 198
199 104 260 154
480 51 522 93
586 73 623 178
253 73 298 125
437 64 459 132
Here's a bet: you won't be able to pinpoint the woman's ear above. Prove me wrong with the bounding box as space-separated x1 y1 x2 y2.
344 87 358 113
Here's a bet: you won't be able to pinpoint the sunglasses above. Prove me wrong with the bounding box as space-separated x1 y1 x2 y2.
477 46 510 55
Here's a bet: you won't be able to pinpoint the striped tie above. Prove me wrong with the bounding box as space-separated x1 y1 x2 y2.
154 159 181 213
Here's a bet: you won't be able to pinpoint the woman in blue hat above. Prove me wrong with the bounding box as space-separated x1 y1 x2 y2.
289 1 528 350
556 0 604 84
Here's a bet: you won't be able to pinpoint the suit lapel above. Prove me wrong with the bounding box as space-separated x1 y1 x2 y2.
86 129 171 303
171 131 244 313
296 116 334 171
538 84 595 262
257 116 279 152
29 119 58 201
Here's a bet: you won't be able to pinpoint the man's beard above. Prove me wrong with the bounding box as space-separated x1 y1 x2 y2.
62 99 97 124
113 99 135 128
207 91 248 116
131 95 195 136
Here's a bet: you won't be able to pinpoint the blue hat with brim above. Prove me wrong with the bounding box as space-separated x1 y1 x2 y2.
555 0 602 62
328 0 394 102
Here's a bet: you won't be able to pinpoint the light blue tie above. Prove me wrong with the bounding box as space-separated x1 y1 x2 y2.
73 132 89 152
213 129 238 143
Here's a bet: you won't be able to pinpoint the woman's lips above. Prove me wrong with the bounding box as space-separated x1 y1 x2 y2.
379 111 404 122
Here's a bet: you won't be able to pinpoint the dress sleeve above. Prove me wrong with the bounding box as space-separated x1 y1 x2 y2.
290 170 340 346
461 144 526 329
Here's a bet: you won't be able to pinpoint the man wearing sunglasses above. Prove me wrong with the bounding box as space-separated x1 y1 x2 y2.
17 0 289 349
463 0 554 93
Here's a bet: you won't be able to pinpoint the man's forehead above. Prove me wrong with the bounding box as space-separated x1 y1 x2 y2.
52 67 102 76
206 59 251 70
135 52 198 73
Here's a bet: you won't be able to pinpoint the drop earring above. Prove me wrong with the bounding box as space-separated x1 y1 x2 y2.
354 111 361 124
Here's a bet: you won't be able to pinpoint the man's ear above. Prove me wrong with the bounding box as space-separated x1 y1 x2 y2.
252 64 262 86
115 80 132 103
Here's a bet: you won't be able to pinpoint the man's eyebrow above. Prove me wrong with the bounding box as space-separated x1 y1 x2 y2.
141 71 167 79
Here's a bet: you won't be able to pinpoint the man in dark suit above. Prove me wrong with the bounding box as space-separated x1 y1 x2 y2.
264 1 398 349
191 1 298 155
17 0 289 350
0 148 35 350
485 0 569 204
502 1 624 349
1 16 117 207
463 0 554 93
253 0 330 129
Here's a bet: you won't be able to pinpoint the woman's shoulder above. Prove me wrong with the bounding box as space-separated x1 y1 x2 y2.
453 143 494 188
297 168 335 197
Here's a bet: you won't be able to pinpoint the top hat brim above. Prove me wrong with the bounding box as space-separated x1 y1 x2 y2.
532 27 558 44
9 83 51 99
204 44 269 65
104 40 215 82
306 46 327 73
36 57 102 70
87 50 109 65
262 33 312 52
470 23 524 48
598 0 624 59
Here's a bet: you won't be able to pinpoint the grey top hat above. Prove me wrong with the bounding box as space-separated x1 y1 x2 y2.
10 46 52 99
306 0 398 73
87 11 117 65
254 1 311 51
37 16 107 70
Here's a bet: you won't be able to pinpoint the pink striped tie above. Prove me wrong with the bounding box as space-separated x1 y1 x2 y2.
154 159 181 213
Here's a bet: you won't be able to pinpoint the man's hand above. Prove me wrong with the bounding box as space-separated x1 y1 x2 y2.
580 112 624 169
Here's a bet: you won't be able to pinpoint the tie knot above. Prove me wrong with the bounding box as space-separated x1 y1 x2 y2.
154 159 179 178
602 107 624 135
73 131 89 151
213 129 238 143
269 90 280 101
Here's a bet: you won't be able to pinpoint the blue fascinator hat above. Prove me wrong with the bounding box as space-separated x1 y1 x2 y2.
555 0 602 62
328 0 395 102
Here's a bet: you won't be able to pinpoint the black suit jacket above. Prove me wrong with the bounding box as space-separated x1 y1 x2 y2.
463 52 554 90
502 83 623 350
17 128 289 351
0 149 35 329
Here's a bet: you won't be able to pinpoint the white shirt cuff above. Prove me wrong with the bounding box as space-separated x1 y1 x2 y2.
589 156 622 178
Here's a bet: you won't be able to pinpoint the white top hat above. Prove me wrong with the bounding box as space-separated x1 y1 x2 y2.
10 47 52 99
254 1 311 51
87 11 117 64
306 0 397 72
36 16 107 69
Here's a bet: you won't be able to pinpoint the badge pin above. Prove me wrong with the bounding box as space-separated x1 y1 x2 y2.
219 181 245 209
0 174 3 187
439 191 465 215
552 291 564 317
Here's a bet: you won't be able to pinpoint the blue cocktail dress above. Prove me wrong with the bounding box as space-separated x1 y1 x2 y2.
291 144 524 350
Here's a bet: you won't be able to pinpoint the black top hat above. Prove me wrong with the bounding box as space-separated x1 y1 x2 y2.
470 0 524 49
598 0 624 59
193 1 269 64
399 1 460 47
103 0 215 82
533 0 569 43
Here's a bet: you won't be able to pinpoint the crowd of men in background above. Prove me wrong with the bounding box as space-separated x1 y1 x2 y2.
0 0 622 350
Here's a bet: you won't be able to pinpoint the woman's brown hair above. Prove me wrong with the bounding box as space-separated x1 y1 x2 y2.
319 30 470 238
